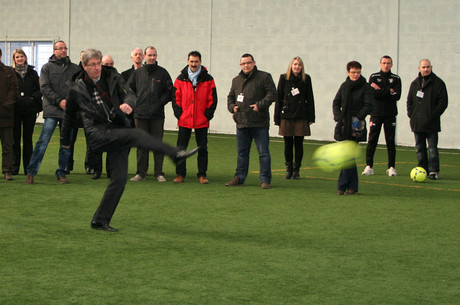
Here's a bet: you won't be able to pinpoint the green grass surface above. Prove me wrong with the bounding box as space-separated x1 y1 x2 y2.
1 125 459 304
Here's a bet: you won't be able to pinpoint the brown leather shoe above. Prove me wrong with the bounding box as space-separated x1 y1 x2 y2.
173 175 184 183
345 190 358 195
4 173 13 180
57 175 69 184
225 177 243 186
198 176 209 184
261 182 271 189
337 190 345 195
26 174 34 184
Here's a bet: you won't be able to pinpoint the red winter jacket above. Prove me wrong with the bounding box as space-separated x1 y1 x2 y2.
172 66 217 129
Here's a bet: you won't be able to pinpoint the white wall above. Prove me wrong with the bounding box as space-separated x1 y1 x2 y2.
1 0 458 148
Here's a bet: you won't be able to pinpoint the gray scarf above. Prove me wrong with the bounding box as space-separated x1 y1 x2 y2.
15 64 28 79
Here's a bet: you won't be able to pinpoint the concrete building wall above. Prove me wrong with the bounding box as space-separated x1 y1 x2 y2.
1 0 458 148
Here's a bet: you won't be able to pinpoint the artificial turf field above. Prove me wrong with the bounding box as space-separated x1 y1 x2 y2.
1 125 459 304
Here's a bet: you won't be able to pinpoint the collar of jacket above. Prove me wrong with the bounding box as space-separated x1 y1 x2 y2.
239 66 258 79
180 65 208 82
145 62 158 74
49 55 71 66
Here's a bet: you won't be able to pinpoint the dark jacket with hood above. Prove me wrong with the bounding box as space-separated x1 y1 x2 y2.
227 66 277 128
172 65 217 129
127 62 172 120
0 62 19 127
14 65 42 115
274 73 315 125
406 72 448 132
61 66 136 150
40 55 79 119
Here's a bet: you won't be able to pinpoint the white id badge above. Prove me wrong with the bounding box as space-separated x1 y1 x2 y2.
416 90 424 98
291 88 300 96
237 94 244 103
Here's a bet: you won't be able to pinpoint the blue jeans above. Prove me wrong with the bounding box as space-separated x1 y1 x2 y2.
337 164 358 192
26 117 71 178
414 132 439 173
235 127 271 184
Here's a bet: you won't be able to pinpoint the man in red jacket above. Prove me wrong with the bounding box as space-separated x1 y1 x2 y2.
172 51 217 184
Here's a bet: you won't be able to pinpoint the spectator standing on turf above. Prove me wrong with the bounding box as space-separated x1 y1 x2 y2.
61 49 197 232
362 55 401 177
406 59 448 180
25 40 79 184
172 51 217 184
333 61 373 195
11 49 42 176
226 53 277 189
128 46 173 183
121 48 144 82
0 47 19 180
274 56 315 180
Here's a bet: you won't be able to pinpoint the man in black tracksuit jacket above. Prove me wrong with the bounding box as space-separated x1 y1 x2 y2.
362 55 401 177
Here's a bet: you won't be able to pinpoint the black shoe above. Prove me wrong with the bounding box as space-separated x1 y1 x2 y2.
91 222 118 232
173 147 199 165
92 171 101 180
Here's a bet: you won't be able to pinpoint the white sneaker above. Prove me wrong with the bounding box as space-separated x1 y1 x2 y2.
130 174 145 182
386 167 397 176
156 175 167 182
362 165 374 175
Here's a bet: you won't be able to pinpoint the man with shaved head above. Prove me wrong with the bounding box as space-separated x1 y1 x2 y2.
406 59 448 180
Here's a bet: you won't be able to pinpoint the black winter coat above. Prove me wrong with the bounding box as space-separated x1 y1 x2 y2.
406 72 448 132
14 65 42 115
274 73 315 125
61 67 136 149
333 76 373 142
0 62 19 127
127 62 172 120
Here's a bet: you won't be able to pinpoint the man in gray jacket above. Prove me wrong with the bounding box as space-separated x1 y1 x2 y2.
226 53 277 189
26 40 79 184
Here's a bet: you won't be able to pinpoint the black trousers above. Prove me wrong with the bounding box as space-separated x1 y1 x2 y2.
365 116 396 168
91 127 177 225
13 112 37 175
176 126 208 178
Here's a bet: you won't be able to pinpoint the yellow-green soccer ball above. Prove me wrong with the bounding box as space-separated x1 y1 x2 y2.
410 167 427 182
312 140 359 172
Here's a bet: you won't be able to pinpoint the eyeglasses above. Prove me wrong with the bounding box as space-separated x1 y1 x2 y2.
86 62 102 68
240 61 254 66
54 47 68 51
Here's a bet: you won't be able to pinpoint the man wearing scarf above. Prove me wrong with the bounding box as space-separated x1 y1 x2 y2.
172 51 217 184
407 59 448 180
127 46 173 183
62 49 197 232
333 61 373 195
